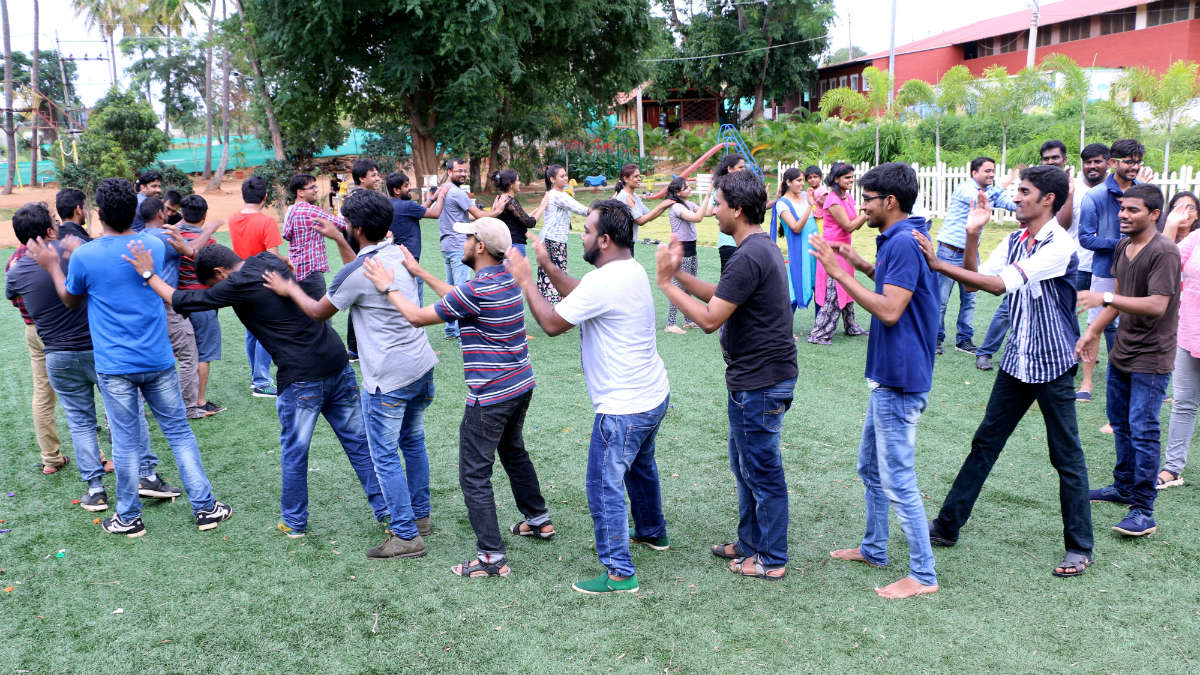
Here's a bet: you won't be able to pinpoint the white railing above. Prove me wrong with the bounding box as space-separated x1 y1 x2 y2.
776 160 1200 223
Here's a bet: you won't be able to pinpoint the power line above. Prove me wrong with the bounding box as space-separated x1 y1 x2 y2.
641 35 827 63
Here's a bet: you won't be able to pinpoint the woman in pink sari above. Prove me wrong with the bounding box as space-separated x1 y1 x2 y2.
807 162 868 345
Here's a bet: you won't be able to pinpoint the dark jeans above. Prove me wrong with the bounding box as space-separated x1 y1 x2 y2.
976 296 1009 359
1106 367 1171 514
458 391 549 559
346 315 358 355
728 377 796 567
299 272 327 301
933 367 1093 556
719 245 735 273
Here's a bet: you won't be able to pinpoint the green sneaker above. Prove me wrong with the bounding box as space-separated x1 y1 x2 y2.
572 572 639 595
277 521 305 538
629 527 669 551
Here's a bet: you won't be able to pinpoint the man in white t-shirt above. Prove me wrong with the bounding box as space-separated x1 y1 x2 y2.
505 199 671 596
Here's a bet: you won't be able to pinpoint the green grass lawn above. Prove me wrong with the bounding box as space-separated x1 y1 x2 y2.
1 208 1198 674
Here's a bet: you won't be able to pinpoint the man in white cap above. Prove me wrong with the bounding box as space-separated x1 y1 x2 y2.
361 217 554 580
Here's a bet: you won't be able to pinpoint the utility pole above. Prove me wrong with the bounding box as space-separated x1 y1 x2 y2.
636 85 644 158
887 0 897 106
1026 0 1040 69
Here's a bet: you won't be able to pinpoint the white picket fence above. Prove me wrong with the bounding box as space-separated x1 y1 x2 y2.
776 160 1200 223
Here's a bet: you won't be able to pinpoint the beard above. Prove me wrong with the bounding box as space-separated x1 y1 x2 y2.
582 241 600 265
460 249 475 267
166 212 183 225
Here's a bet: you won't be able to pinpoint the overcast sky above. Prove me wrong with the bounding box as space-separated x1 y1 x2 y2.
5 0 1038 106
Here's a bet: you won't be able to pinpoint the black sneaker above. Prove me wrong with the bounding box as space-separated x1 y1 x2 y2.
935 342 944 355
196 501 232 531
138 475 182 499
101 514 146 538
976 354 993 371
201 401 227 415
80 490 109 512
928 520 957 547
955 340 978 354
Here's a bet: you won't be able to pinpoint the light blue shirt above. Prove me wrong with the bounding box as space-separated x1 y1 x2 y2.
936 179 1017 249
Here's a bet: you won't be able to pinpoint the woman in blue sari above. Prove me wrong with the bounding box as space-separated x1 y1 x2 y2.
773 167 817 331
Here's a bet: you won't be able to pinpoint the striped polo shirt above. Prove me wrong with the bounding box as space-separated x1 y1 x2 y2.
435 264 535 406
980 218 1079 384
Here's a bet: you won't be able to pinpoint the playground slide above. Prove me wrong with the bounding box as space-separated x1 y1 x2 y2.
647 142 733 199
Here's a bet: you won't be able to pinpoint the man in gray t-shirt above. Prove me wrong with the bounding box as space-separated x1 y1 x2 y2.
263 190 438 560
437 158 510 339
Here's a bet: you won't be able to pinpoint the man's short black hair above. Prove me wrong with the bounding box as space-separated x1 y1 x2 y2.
288 173 316 198
195 243 243 284
55 188 86 220
588 199 636 250
385 171 411 198
1020 165 1070 213
445 157 467 171
1110 139 1145 159
1122 183 1164 215
13 202 54 244
1081 143 1110 161
139 196 164 223
351 159 378 185
1040 139 1068 158
95 178 138 232
136 169 163 187
241 175 268 204
970 156 996 174
181 193 208 223
163 189 183 206
340 189 392 243
858 162 919 214
715 170 767 225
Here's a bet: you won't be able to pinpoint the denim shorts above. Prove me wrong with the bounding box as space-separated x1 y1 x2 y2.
188 310 222 362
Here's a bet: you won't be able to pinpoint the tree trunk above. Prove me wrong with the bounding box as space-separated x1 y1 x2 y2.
163 26 172 141
29 0 37 186
487 126 504 192
874 123 880 165
234 0 284 160
205 36 232 192
1000 125 1008 173
752 35 773 121
406 93 440 182
469 155 481 193
202 0 216 178
664 0 683 28
1164 116 1172 178
1 0 13 195
934 119 942 210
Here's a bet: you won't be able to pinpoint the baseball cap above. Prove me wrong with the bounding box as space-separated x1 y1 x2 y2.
453 217 512 257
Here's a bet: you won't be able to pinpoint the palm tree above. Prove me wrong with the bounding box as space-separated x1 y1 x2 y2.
1039 53 1089 158
1115 61 1200 176
975 66 1049 170
30 0 38 186
897 65 973 210
139 0 199 141
818 65 892 163
1 0 13 195
202 0 217 178
233 0 284 161
71 0 139 84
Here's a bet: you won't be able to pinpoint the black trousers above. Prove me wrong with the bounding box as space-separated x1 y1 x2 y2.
458 391 549 556
298 272 326 301
719 245 736 273
933 366 1094 556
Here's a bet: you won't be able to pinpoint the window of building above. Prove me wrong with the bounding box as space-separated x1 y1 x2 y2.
850 74 859 91
1147 0 1190 26
995 31 1025 53
839 75 848 88
862 75 870 91
1060 17 1090 42
1036 27 1052 47
1099 9 1137 35
977 38 994 57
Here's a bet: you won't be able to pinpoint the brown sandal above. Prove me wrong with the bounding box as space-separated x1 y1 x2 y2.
729 555 786 581
510 520 555 539
39 456 70 475
710 541 740 559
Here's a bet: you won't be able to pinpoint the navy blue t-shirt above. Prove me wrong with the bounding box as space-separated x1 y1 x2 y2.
5 244 92 352
864 216 939 393
390 198 426 260
142 227 183 286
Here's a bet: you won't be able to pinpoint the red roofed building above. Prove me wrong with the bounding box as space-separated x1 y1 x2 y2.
789 0 1200 114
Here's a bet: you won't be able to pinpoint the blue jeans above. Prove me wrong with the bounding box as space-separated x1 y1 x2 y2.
936 244 976 345
727 377 795 567
441 250 473 338
44 350 107 487
276 364 387 530
96 367 216 520
976 297 1009 359
1107 367 1171 514
586 396 670 578
245 329 273 389
857 383 937 586
512 243 527 257
360 369 435 539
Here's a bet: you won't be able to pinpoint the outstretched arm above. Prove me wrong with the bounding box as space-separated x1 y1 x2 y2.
504 247 574 336
654 238 734 332
361 256 445 327
811 236 909 325
121 239 177 304
25 237 85 308
527 235 579 297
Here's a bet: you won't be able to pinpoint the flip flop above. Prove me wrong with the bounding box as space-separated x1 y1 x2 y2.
39 456 70 475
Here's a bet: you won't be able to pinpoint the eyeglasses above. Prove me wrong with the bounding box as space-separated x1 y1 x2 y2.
1116 158 1143 167
301 184 319 191
861 194 888 203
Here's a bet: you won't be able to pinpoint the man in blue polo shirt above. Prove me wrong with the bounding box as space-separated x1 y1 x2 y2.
361 217 553 580
935 156 1017 356
810 162 940 599
28 178 230 537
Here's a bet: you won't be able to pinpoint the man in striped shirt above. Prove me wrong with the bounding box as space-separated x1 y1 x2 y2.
914 165 1095 578
362 217 552 579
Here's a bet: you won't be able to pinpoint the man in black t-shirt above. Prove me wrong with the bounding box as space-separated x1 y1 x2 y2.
656 170 798 582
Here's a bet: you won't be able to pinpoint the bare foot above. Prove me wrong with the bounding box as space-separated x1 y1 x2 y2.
830 548 882 567
1100 423 1114 435
874 576 938 599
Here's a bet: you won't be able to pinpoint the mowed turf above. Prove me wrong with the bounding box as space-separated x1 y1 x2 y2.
2 201 1199 674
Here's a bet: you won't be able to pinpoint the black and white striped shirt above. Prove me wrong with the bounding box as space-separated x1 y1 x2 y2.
980 219 1079 384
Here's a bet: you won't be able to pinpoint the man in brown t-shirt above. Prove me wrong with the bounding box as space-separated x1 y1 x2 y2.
1076 184 1180 537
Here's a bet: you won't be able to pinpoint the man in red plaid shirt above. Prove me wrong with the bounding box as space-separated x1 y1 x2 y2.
283 173 355 299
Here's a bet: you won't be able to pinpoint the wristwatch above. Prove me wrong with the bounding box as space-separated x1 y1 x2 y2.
141 269 154 282
1102 291 1114 307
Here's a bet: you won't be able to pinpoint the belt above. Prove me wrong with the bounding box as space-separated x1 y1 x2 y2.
938 242 964 254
